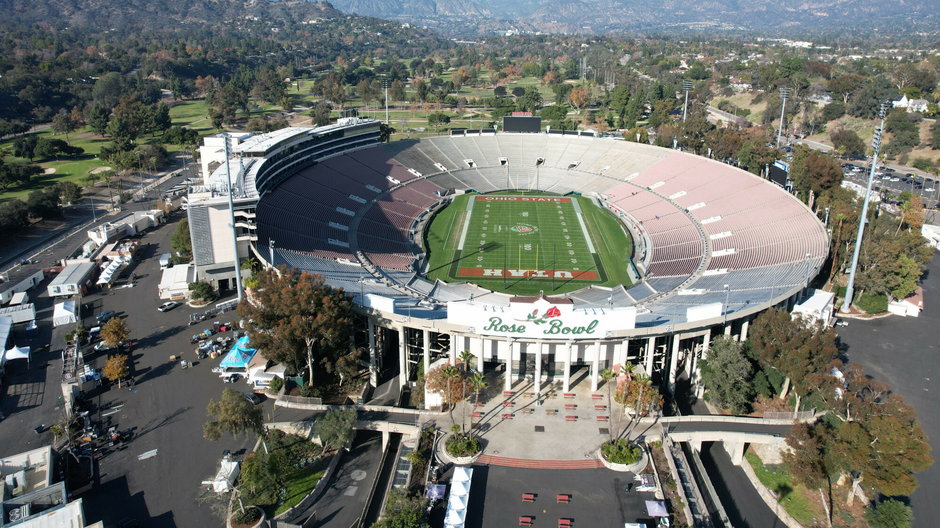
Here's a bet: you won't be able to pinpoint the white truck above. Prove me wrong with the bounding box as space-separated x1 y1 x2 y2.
159 253 172 270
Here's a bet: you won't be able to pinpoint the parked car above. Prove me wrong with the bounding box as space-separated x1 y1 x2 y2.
222 374 241 383
94 341 116 352
96 311 117 324
244 392 264 405
158 301 180 312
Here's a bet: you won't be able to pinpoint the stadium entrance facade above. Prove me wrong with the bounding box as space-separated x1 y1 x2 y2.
190 121 829 401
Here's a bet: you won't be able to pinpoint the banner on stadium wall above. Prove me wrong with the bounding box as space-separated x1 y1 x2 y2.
447 297 636 339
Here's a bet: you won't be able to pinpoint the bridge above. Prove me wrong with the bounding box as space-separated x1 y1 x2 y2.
653 415 795 465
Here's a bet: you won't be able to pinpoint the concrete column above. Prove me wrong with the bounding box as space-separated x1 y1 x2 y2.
422 329 430 376
398 326 408 386
701 331 711 359
504 339 513 392
590 340 600 392
563 342 572 393
689 440 703 453
722 440 745 466
534 342 542 396
368 318 378 388
644 337 654 377
449 333 458 365
381 429 390 450
724 323 732 336
477 337 485 373
668 334 681 394
740 319 749 341
616 339 629 368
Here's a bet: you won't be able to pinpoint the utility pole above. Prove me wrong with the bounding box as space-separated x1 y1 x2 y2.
681 80 692 122
842 103 887 313
776 87 791 148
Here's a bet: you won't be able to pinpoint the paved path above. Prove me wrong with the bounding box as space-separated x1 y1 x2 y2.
837 253 940 528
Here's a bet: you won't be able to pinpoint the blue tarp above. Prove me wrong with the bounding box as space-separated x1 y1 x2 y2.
219 336 257 368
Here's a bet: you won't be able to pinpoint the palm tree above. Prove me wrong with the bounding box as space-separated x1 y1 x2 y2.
600 367 616 443
458 349 475 373
468 373 488 431
439 365 461 427
457 350 475 432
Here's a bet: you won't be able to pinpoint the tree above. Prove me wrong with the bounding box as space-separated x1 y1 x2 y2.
56 182 82 204
427 112 451 130
425 364 468 425
600 367 616 442
102 354 130 388
26 188 61 219
748 308 839 410
189 281 215 302
865 499 913 528
821 101 846 123
699 336 754 414
567 85 590 112
51 109 77 142
932 121 940 150
315 407 356 453
85 104 111 136
100 317 129 348
830 129 865 158
203 388 264 441
615 366 663 437
468 372 487 430
310 101 332 127
855 213 932 301
789 146 843 199
828 74 865 104
171 219 193 262
373 488 427 528
516 86 543 112
238 268 354 388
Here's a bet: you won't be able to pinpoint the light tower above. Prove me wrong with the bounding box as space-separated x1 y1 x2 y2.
776 87 791 148
383 79 389 125
681 80 693 122
222 133 243 303
841 103 887 313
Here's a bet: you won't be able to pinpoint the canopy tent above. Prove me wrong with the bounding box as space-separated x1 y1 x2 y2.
645 500 669 517
53 301 77 327
97 256 129 285
1 345 30 367
444 466 473 528
219 336 257 369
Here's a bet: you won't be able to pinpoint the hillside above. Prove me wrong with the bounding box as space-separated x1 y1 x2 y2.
326 0 940 36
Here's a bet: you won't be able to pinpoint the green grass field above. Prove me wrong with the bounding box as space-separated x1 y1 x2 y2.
425 193 632 295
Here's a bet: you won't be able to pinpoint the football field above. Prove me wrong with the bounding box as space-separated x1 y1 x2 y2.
425 193 633 295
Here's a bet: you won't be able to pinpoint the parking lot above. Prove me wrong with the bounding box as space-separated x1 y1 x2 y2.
0 213 265 527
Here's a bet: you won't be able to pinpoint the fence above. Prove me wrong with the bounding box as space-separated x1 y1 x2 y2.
187 298 239 325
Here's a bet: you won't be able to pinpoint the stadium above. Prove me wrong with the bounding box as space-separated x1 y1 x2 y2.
188 118 829 396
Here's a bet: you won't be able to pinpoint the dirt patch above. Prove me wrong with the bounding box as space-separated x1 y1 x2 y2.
89 166 113 174
649 442 691 527
43 168 57 175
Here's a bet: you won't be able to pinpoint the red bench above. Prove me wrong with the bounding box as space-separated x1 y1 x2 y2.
555 494 571 504
564 403 577 410
558 518 572 527
519 516 534 526
591 394 604 400
521 493 536 502
503 400 514 407
596 415 609 422
565 415 578 422
504 391 515 397
594 404 607 411
563 393 576 399
502 413 514 420
471 411 482 418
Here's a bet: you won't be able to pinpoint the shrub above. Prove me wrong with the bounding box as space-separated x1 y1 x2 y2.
267 377 284 394
865 498 912 528
231 506 261 525
445 433 481 458
601 439 642 465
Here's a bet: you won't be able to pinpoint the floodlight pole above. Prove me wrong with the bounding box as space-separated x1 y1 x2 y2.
842 104 887 313
223 133 243 303
383 79 389 125
776 87 791 148
681 80 692 123
269 239 276 269
723 284 730 326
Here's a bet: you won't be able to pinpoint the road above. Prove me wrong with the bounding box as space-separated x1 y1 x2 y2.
836 252 940 528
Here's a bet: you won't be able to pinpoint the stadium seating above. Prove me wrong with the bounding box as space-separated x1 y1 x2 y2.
255 133 828 325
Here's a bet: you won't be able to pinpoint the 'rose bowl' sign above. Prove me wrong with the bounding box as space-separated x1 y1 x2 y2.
447 297 636 339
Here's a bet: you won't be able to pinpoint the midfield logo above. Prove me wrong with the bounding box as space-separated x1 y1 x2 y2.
458 268 600 280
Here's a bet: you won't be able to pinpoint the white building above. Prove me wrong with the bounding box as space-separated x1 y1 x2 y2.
792 289 835 327
0 269 44 305
46 262 96 297
888 286 924 317
158 264 195 300
892 95 929 113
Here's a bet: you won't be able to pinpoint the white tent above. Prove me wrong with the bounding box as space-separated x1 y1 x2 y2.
2 346 31 367
53 301 78 327
444 466 473 528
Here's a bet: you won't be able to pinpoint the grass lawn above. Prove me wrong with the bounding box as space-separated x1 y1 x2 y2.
425 192 632 295
745 451 816 525
272 465 326 517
